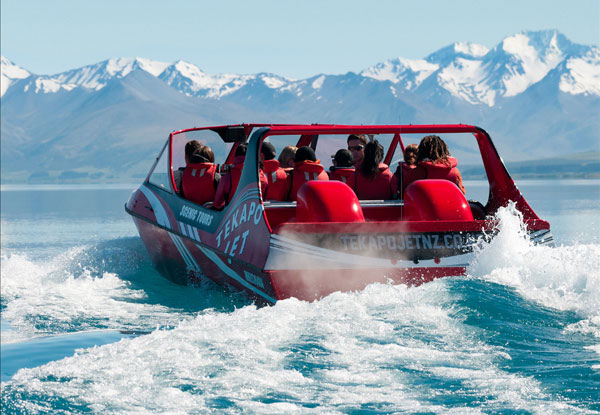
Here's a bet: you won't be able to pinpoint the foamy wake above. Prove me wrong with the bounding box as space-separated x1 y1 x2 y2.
0 246 179 343
469 203 600 356
4 283 589 414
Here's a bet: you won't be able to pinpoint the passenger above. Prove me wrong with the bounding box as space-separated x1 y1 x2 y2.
213 143 268 210
391 144 418 198
181 144 221 206
278 145 297 170
261 141 288 201
175 140 203 194
328 148 355 188
347 134 367 168
284 146 329 201
354 140 393 200
401 135 466 194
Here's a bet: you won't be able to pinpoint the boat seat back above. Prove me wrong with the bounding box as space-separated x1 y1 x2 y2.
403 179 473 221
296 181 365 223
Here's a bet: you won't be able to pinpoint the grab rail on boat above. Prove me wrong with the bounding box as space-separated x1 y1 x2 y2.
262 200 405 209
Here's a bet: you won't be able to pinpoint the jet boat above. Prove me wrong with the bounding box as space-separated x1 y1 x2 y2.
125 124 553 304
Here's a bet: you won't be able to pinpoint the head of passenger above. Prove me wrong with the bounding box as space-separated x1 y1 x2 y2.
294 146 317 164
403 144 418 167
278 145 297 168
260 142 277 161
235 143 248 158
347 134 367 167
185 140 203 164
360 140 384 179
417 135 451 166
190 144 215 164
331 149 354 169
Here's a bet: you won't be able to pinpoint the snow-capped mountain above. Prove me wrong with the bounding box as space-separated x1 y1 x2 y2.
1 56 30 96
1 30 598 183
2 30 597 105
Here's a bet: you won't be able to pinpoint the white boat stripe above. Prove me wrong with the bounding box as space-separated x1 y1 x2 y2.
139 186 202 272
193 227 201 242
139 185 171 229
196 244 276 303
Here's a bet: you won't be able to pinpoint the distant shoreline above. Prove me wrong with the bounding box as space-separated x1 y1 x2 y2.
1 175 599 187
2 152 598 185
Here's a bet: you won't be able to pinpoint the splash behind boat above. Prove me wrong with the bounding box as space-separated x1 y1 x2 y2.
125 124 552 304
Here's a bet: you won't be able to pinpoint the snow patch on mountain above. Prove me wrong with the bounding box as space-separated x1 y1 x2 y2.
23 78 76 94
500 32 564 97
361 58 438 89
438 58 496 106
1 56 30 96
160 60 256 98
454 42 489 57
312 75 326 89
54 57 170 91
261 75 287 89
559 48 600 96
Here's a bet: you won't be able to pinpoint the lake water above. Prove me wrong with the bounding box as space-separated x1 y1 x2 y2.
1 180 599 414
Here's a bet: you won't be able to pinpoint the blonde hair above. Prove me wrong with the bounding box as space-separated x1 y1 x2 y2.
278 145 297 168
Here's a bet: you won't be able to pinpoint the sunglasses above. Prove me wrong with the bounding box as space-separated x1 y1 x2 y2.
348 145 364 151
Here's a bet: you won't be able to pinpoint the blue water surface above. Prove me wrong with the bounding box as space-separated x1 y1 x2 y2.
1 181 599 414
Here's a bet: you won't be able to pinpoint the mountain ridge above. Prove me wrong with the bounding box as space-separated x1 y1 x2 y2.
1 29 599 183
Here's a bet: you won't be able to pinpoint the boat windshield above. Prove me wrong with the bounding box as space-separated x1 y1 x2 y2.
147 139 170 190
170 128 234 193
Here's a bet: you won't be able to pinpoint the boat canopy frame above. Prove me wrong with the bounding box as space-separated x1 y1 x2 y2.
153 123 538 220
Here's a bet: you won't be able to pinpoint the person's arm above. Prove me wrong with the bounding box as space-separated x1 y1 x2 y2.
259 170 268 196
455 169 466 194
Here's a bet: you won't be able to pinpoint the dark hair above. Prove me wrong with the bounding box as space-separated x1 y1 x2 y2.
190 144 215 163
417 135 451 166
333 149 353 168
347 134 367 146
403 144 418 166
185 140 203 159
360 140 384 179
294 146 317 163
235 143 248 157
261 141 277 160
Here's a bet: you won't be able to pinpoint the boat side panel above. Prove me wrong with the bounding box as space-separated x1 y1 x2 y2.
128 183 277 302
132 216 279 303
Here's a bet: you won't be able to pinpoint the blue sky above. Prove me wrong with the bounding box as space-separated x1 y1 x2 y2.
1 0 598 78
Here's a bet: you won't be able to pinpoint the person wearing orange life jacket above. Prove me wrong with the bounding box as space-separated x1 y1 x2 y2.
277 145 297 171
347 134 367 168
175 140 203 194
400 135 466 195
213 143 268 210
354 140 393 200
283 146 329 201
391 143 418 199
181 144 221 206
328 148 356 189
260 141 289 201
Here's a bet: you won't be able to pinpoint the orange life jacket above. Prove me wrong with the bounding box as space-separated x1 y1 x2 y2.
263 159 289 201
181 162 218 205
401 157 465 194
329 167 356 189
354 163 393 200
286 160 329 201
